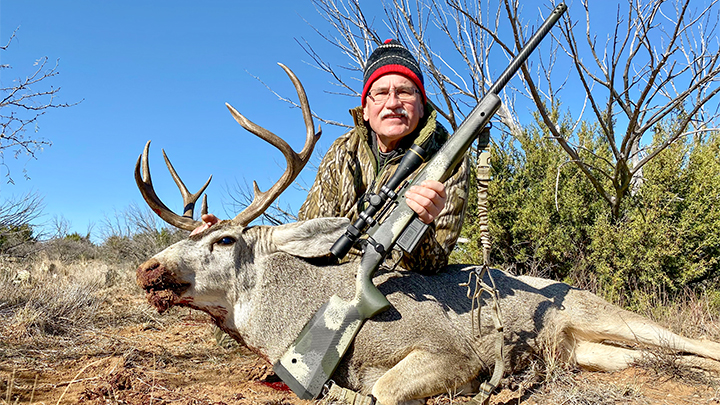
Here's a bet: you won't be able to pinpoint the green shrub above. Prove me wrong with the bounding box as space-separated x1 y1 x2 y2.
459 111 720 304
0 223 36 256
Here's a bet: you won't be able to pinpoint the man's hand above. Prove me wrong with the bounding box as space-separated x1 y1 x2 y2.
190 213 220 236
404 180 446 224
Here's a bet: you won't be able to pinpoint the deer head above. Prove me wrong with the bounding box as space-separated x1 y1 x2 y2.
134 64 345 337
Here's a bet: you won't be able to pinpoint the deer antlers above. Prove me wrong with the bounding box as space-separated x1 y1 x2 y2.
135 63 321 231
134 141 211 231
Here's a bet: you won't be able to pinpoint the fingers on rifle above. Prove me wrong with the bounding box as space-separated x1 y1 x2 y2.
406 185 444 224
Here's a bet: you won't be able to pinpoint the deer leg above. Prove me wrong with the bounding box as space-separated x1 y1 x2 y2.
574 340 720 374
569 308 720 362
573 340 641 371
370 348 481 405
564 291 720 362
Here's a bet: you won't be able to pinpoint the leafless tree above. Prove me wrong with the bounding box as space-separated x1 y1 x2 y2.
223 144 324 225
304 0 523 132
1 29 75 182
303 0 720 220
0 190 43 228
48 214 93 240
99 202 188 263
49 214 73 239
100 202 167 240
532 0 720 219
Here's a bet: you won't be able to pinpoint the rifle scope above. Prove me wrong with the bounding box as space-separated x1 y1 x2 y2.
330 143 428 259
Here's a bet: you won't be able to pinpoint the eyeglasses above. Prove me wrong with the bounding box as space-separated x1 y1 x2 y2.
367 86 420 104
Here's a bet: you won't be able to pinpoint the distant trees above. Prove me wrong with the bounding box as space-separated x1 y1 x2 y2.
98 203 188 263
0 191 42 256
303 0 720 301
0 29 76 254
307 0 720 218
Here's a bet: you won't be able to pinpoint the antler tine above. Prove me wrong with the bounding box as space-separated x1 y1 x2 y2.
134 140 205 231
161 149 212 218
277 63 321 163
225 63 321 226
201 194 208 216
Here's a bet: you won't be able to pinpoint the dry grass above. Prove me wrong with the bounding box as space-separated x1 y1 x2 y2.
2 254 139 328
468 287 720 404
636 287 720 344
636 350 717 386
0 250 212 404
1 246 719 404
524 371 645 405
1 250 162 401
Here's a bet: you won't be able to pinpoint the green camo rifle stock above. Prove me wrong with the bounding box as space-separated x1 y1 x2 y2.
273 3 568 399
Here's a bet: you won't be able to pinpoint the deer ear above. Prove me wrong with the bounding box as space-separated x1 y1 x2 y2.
272 217 350 258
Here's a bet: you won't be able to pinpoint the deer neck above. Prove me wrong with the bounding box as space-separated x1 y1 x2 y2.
233 252 355 363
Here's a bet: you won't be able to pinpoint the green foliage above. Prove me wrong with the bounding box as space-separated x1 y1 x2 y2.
0 223 35 255
44 233 98 263
64 232 87 242
676 132 720 284
457 112 720 305
97 204 189 264
458 110 609 282
589 129 720 306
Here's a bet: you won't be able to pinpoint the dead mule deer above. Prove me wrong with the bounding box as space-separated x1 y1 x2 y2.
135 65 720 405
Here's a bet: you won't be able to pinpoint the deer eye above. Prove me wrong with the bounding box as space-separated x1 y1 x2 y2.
215 236 237 246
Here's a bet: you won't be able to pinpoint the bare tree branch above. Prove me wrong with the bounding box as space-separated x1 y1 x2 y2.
0 28 78 183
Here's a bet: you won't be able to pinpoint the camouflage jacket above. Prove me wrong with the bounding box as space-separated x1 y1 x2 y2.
298 105 469 274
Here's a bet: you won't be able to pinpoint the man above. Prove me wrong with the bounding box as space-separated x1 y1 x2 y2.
297 39 468 274
194 39 468 274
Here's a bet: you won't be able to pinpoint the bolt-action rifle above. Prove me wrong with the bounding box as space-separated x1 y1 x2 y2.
273 3 568 399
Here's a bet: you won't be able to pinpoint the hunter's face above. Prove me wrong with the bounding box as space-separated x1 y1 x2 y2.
363 74 424 153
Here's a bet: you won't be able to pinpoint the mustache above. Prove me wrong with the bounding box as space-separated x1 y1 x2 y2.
380 108 408 119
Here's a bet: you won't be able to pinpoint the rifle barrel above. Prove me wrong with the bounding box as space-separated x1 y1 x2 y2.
487 3 567 95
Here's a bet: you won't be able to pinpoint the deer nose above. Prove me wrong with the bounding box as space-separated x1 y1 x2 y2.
136 258 162 287
139 258 160 273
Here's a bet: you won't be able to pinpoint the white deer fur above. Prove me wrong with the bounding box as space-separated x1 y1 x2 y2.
137 217 720 405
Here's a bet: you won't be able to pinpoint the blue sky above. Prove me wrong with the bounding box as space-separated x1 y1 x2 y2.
2 1 715 241
1 1 364 239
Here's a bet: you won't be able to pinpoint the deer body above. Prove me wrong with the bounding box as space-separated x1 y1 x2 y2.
135 65 720 405
137 218 720 405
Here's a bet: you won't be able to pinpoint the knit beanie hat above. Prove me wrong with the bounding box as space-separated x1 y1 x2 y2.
362 39 426 107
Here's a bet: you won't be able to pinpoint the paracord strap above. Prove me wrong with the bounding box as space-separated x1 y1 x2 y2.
459 264 505 405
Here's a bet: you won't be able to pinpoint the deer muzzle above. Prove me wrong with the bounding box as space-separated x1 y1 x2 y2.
136 258 191 313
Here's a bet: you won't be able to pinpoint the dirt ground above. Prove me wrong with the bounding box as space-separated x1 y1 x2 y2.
2 293 720 405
